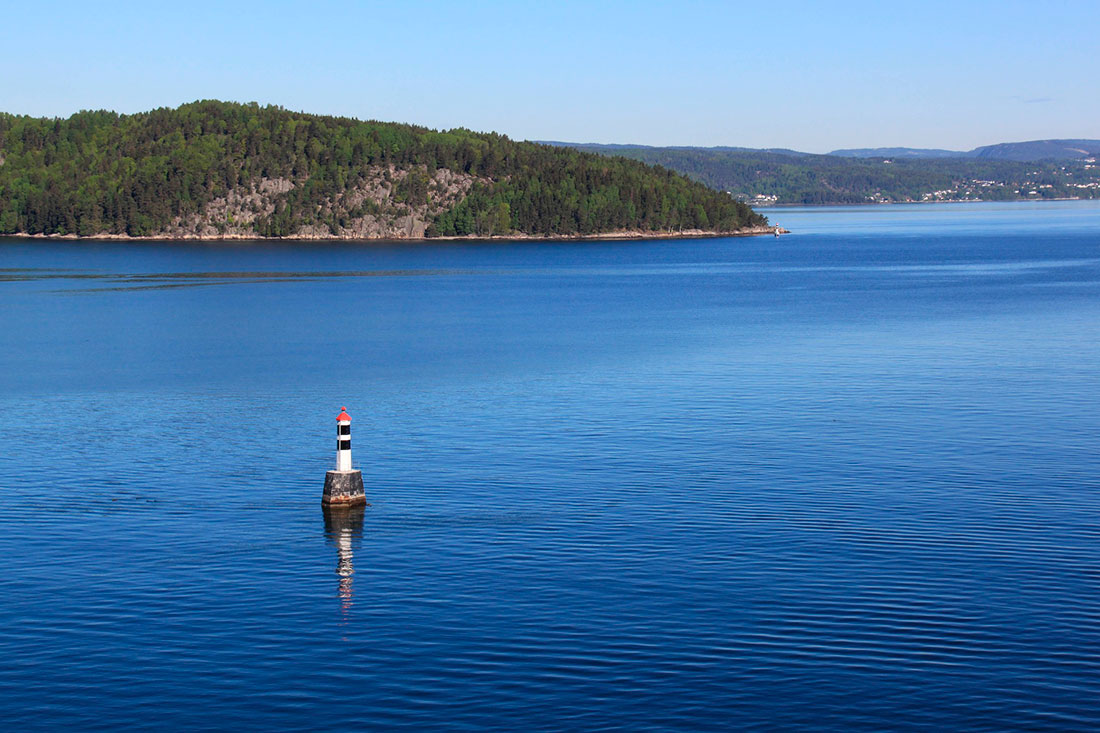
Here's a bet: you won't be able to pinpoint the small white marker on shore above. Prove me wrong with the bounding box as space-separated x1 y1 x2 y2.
322 406 366 506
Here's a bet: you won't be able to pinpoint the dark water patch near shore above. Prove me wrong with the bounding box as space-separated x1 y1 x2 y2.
0 267 501 293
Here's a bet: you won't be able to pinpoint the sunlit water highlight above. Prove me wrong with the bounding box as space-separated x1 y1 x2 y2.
2 201 1100 729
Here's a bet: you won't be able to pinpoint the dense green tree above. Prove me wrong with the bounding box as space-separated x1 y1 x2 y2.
0 101 766 238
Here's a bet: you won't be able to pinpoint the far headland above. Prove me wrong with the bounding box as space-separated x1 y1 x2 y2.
549 140 1100 207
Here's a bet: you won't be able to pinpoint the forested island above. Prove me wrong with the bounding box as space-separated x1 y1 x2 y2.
0 101 767 240
554 143 1100 205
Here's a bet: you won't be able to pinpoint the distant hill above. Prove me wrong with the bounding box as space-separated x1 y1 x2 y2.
830 147 966 159
558 143 1100 205
830 139 1100 162
970 139 1100 161
0 101 765 239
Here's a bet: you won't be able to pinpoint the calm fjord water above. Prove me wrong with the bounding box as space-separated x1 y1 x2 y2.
2 201 1100 730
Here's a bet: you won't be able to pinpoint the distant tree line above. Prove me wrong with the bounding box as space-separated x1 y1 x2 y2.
564 144 1100 204
0 101 765 237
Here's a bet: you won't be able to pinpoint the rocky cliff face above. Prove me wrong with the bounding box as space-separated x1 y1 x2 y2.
158 166 481 239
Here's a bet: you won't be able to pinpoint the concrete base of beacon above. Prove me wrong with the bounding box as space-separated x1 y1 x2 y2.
322 470 366 506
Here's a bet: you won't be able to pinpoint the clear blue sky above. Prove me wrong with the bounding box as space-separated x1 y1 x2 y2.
4 0 1097 152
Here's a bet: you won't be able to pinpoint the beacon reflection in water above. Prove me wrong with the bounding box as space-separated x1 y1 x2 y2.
322 504 365 618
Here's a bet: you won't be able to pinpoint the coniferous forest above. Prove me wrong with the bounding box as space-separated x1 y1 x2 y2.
0 101 766 238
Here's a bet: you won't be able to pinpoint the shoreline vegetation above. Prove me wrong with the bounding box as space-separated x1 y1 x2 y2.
0 101 766 241
3 225 787 242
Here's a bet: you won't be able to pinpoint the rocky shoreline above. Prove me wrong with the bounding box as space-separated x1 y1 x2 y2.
4 225 788 243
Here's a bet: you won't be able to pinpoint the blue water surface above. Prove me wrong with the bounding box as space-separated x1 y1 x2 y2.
2 201 1100 730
